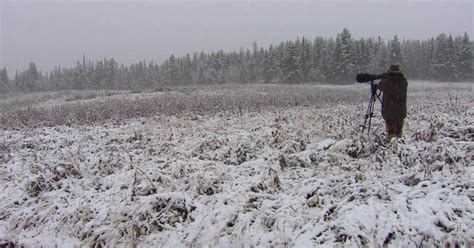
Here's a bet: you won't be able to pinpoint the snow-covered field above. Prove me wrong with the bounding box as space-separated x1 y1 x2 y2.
0 82 473 247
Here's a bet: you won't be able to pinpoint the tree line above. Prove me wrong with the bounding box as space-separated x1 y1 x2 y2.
0 29 472 93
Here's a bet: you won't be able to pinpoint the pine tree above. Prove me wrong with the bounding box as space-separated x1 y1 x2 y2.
49 66 63 90
421 39 435 79
252 41 259 60
352 39 371 74
245 49 258 83
262 51 274 84
299 37 312 83
307 37 326 82
389 35 403 65
191 53 199 74
370 37 388 73
320 38 335 80
6 31 470 89
14 70 21 91
402 40 421 79
72 62 86 89
94 60 105 88
312 37 324 71
445 35 457 80
0 67 9 92
24 62 40 91
197 65 209 85
209 54 225 84
238 49 249 84
182 54 193 85
280 42 300 84
431 33 456 81
116 64 129 89
103 58 117 89
166 55 179 85
455 32 472 81
330 28 354 83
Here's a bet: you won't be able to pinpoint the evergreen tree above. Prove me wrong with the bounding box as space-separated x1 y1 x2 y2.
431 33 456 81
6 31 471 90
445 35 457 80
312 37 324 71
246 49 258 83
182 54 193 85
0 67 9 92
262 50 275 84
238 49 249 84
209 55 225 84
420 39 435 79
299 37 312 83
352 38 371 74
103 58 117 89
24 62 40 91
389 35 403 65
280 42 300 84
116 64 129 89
14 70 21 91
320 38 335 80
455 32 472 81
191 53 199 73
49 66 63 90
252 41 259 60
71 62 86 89
402 40 421 79
330 28 354 83
306 37 326 82
166 55 179 85
370 37 388 73
94 60 105 88
196 65 209 85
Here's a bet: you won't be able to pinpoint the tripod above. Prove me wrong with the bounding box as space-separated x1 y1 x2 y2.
361 80 382 134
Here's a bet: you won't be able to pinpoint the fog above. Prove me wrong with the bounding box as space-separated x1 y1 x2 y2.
1 0 473 73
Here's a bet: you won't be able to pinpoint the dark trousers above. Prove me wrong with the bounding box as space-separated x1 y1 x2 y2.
385 119 404 140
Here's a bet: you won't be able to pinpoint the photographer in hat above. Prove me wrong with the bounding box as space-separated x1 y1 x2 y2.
376 64 408 141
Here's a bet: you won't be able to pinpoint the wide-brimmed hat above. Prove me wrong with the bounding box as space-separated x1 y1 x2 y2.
387 64 401 73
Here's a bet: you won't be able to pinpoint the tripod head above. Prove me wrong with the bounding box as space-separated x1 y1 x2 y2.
356 73 384 98
370 80 378 96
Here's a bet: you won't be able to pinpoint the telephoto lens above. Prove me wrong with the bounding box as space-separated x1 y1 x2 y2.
356 73 385 83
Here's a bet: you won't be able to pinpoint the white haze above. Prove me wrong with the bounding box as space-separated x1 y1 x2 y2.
1 0 473 73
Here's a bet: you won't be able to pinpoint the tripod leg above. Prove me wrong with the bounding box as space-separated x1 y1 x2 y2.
367 95 376 133
367 100 372 133
362 95 373 131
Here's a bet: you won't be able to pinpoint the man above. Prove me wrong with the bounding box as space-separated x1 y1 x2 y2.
376 64 408 141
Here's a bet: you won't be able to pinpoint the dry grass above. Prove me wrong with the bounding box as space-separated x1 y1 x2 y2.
0 81 472 247
0 84 367 129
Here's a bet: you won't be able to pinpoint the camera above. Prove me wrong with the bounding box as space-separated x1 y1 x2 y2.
356 72 385 134
356 73 385 83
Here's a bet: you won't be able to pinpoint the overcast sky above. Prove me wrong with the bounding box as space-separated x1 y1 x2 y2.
1 0 473 73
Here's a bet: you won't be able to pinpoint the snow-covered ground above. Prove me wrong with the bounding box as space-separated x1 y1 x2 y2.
0 82 473 247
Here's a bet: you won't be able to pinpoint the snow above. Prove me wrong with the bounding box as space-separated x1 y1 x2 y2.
0 82 473 247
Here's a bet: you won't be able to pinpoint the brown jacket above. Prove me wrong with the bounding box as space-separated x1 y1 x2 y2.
376 72 408 121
